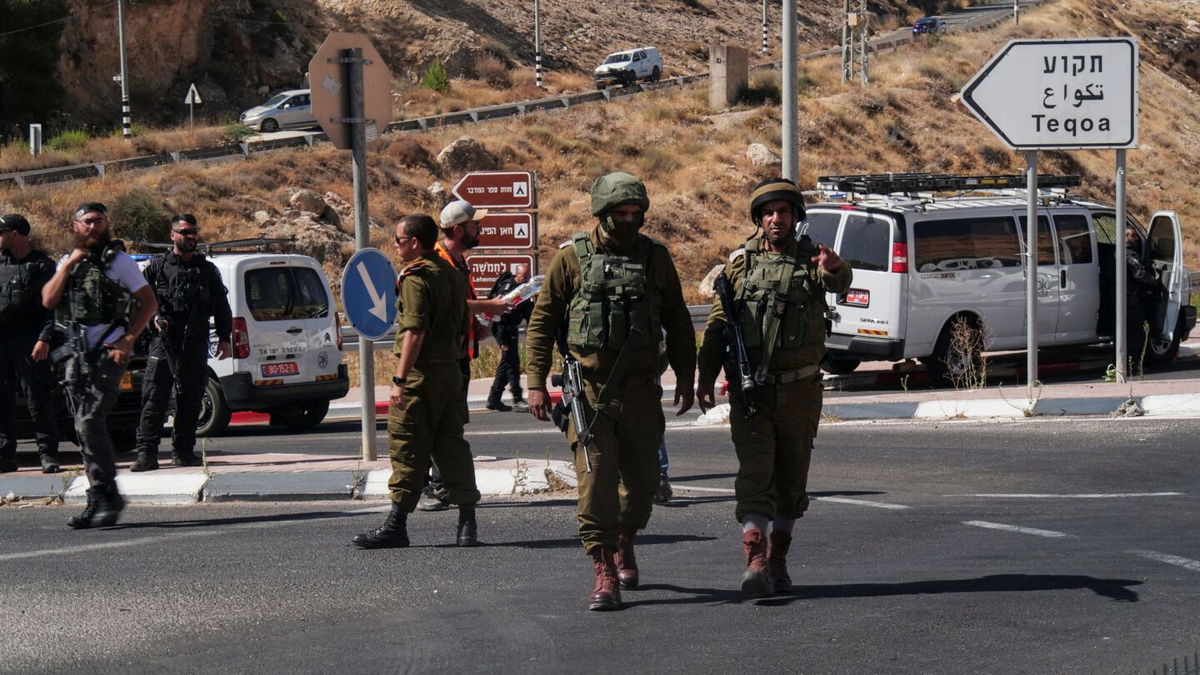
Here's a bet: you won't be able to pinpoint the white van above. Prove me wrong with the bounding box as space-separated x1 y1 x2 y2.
594 47 663 89
805 173 1196 384
138 247 349 435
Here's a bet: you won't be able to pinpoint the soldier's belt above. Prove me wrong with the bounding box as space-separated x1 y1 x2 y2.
758 365 819 385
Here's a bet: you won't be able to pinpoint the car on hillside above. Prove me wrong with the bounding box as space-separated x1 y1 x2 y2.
239 89 317 133
913 17 946 34
807 173 1195 385
594 47 663 89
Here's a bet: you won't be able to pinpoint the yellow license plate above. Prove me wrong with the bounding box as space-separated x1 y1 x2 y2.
119 371 133 391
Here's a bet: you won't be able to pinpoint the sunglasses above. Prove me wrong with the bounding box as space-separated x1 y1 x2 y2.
394 235 415 245
173 228 199 236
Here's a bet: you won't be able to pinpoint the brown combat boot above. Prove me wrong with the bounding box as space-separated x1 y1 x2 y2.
766 530 793 593
588 547 622 611
741 530 774 597
614 529 639 590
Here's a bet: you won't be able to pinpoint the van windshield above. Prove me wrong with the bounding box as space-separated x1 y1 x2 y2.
604 53 632 64
245 267 329 321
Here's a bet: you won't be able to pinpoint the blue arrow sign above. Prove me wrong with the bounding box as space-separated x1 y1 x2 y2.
341 248 397 341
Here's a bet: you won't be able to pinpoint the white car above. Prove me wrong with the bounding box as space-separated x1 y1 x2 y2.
239 89 317 133
594 47 662 89
137 249 349 435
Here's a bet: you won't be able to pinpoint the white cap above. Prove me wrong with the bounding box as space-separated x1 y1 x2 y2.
439 200 488 228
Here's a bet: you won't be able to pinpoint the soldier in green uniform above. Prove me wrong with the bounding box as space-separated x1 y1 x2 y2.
697 178 852 597
527 172 696 611
351 214 482 549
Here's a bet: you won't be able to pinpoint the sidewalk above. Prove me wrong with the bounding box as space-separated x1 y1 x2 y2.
4 343 1198 505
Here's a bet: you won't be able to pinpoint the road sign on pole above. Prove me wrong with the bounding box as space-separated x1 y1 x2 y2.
477 213 537 249
960 38 1138 150
341 249 397 341
452 171 535 209
467 253 536 289
308 32 393 151
185 83 202 130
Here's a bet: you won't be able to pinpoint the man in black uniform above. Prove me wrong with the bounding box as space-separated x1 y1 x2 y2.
130 214 232 471
1124 226 1160 366
0 214 60 473
486 262 533 412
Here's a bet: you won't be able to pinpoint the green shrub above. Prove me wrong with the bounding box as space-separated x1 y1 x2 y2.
738 73 781 106
224 123 256 142
110 189 171 248
420 58 450 93
47 130 89 152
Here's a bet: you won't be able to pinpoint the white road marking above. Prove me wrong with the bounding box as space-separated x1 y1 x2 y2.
962 520 1074 538
1129 550 1200 573
948 492 1184 499
670 485 734 493
817 496 911 510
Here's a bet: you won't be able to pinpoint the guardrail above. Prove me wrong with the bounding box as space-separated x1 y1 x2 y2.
0 2 1037 190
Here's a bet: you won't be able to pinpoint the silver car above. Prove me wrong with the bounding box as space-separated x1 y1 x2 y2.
239 89 316 133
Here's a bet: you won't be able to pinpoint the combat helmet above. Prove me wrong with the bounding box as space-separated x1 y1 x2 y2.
590 172 650 217
748 177 806 228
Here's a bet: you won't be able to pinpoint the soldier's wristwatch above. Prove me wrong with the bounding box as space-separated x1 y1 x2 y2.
392 376 407 387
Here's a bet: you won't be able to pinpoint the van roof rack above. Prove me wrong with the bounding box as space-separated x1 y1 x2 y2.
817 173 1081 196
136 237 296 255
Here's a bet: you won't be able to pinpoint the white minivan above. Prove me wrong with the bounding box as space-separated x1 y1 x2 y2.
138 248 349 435
805 173 1196 384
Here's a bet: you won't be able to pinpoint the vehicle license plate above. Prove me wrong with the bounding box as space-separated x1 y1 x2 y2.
261 362 300 377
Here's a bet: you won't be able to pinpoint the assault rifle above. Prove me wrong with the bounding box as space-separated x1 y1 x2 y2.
52 320 94 413
713 272 757 418
551 356 593 473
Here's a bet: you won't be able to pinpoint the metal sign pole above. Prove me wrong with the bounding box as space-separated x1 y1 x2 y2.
534 0 543 89
1115 148 1128 382
781 0 798 181
344 46 377 462
1025 151 1039 396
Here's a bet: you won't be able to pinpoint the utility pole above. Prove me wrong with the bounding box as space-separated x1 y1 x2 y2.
115 0 131 140
840 0 869 85
534 0 543 89
782 0 797 181
761 0 769 55
1014 0 1020 26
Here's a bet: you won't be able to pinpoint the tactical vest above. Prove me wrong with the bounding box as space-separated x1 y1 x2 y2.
0 257 28 319
155 255 212 317
58 242 133 327
566 233 661 351
736 236 820 350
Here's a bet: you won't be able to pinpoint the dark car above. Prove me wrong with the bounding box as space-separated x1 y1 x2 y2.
913 17 946 34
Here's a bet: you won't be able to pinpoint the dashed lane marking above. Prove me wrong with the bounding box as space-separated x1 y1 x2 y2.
948 492 1184 499
670 485 734 493
962 521 1075 538
1129 550 1200 573
816 496 911 510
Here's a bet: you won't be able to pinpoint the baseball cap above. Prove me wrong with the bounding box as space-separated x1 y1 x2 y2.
439 200 488 228
0 213 31 236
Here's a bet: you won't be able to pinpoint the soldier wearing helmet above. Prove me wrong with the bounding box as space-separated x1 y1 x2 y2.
697 177 852 597
526 172 696 611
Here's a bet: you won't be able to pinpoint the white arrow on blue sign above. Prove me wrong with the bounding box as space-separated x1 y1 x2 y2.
341 248 397 341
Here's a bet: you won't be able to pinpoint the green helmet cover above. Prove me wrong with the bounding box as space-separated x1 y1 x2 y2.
590 172 650 217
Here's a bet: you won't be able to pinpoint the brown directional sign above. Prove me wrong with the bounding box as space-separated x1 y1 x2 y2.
467 253 536 289
308 32 393 150
452 171 535 209
478 213 536 249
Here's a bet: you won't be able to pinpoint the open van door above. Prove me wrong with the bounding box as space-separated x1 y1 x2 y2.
1147 211 1184 343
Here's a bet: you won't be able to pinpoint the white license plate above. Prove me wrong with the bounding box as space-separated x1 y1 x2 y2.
261 362 299 377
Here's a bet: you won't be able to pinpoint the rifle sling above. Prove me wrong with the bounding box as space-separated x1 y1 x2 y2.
753 248 800 385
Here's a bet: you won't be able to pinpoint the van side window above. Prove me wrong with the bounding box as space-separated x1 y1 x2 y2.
801 212 841 249
1018 216 1055 264
839 214 890 272
246 268 329 321
1054 214 1092 264
914 217 1020 272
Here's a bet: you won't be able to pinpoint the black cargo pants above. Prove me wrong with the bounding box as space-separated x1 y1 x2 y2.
0 329 59 460
135 331 210 456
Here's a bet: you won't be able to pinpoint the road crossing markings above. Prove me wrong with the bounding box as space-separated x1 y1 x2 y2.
1128 550 1200 573
948 492 1184 499
962 521 1075 538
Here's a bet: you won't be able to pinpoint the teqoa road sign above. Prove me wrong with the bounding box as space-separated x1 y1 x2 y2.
308 32 393 151
467 253 536 289
341 248 397 341
960 38 1138 150
477 213 536 249
452 171 535 209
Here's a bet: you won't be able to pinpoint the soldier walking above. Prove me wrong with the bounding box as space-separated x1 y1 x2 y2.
0 214 60 474
697 178 851 596
131 214 232 471
352 214 482 549
526 172 696 611
42 203 157 529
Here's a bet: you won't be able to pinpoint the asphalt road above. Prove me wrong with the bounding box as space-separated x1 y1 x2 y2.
3 417 1199 673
